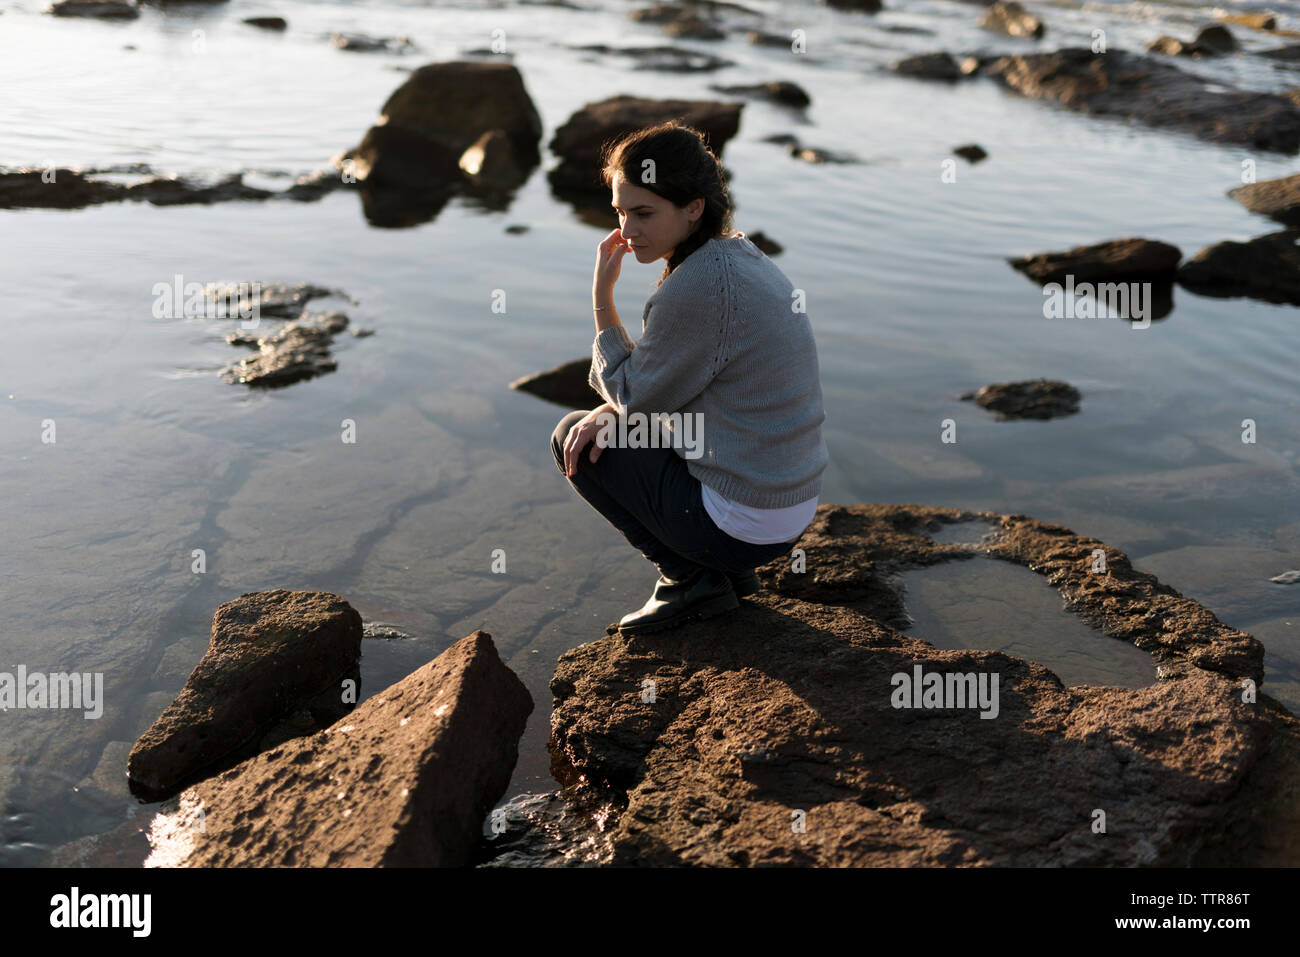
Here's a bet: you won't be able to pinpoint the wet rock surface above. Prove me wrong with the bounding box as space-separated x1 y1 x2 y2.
221 310 352 388
953 143 988 162
979 1 1044 40
548 95 742 199
337 60 542 225
547 504 1291 866
1229 172 1300 227
1177 229 1300 305
892 52 965 81
510 357 604 409
204 281 336 318
48 0 138 18
127 590 363 800
145 631 533 867
980 48 1300 153
708 80 810 108
0 166 342 210
329 32 416 54
1009 237 1182 285
961 378 1082 420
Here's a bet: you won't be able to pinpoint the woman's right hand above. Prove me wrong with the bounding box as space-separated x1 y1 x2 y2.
563 403 616 477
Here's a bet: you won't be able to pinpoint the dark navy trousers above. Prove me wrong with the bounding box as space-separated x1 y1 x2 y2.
550 408 800 582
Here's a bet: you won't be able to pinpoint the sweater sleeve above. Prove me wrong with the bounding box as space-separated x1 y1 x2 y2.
588 262 728 416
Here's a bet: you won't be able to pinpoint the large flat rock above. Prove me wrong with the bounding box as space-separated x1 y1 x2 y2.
146 630 533 867
548 505 1295 865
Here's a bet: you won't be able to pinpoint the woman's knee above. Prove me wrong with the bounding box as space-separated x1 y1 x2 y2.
550 409 592 469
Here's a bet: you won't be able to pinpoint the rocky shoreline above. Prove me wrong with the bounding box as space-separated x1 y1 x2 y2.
51 503 1296 867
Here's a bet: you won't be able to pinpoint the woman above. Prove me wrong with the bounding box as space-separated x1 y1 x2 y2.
550 121 828 635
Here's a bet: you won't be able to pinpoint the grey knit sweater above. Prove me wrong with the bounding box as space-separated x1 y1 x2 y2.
589 232 828 508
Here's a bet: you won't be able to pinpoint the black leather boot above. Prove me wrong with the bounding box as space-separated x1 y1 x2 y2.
727 569 761 598
617 566 739 635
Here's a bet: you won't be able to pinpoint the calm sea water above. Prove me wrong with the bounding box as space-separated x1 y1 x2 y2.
2 0 1298 865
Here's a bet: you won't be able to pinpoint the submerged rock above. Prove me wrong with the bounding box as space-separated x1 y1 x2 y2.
981 47 1300 153
510 357 604 409
220 311 350 387
1177 229 1300 306
473 790 618 867
203 281 335 318
548 95 742 199
1229 171 1300 226
1009 237 1181 285
953 143 988 162
979 1 1044 40
145 631 533 867
548 504 1280 866
0 166 339 210
127 590 363 799
961 378 1081 420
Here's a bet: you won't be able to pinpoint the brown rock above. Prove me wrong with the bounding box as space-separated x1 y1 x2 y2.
982 47 1300 153
1195 24 1238 53
459 128 531 191
48 0 138 17
549 505 1281 866
825 0 883 11
960 378 1081 420
1229 172 1300 226
220 311 351 387
127 590 363 798
1221 12 1276 32
892 52 965 81
547 95 743 197
1009 237 1182 284
510 357 604 409
979 1 1045 39
145 631 533 867
1177 229 1300 305
345 61 542 191
708 80 811 108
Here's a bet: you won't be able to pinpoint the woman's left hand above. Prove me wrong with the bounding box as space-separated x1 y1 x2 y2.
593 228 632 295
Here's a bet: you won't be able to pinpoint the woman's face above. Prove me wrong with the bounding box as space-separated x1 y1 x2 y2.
610 175 704 263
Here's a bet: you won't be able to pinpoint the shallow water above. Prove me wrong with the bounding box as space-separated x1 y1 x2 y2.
2 0 1299 865
897 556 1161 688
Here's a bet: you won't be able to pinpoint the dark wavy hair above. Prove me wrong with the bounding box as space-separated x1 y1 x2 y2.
599 121 736 286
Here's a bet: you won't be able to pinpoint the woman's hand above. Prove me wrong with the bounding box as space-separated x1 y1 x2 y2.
563 403 617 477
593 228 632 297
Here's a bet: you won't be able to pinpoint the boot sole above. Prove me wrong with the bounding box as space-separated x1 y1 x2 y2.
617 592 740 635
